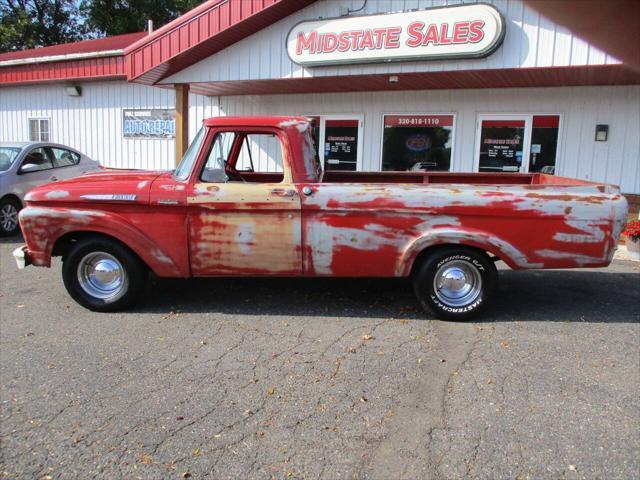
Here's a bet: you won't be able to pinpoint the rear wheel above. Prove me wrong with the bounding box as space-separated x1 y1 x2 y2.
0 197 21 237
413 247 498 321
62 236 146 312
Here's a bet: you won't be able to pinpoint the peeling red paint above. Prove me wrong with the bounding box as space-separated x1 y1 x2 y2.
17 116 629 283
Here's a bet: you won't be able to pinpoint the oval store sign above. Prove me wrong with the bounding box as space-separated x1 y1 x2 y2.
287 4 505 67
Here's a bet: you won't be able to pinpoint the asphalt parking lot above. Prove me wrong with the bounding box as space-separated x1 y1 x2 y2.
1 235 639 480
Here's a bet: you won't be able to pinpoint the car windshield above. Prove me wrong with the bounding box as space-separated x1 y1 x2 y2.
0 147 22 172
173 127 206 181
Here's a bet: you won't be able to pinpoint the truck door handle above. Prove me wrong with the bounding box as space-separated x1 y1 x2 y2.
270 188 296 197
50 176 58 181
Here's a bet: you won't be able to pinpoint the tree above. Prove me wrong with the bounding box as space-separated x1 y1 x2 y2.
81 0 202 37
0 0 84 52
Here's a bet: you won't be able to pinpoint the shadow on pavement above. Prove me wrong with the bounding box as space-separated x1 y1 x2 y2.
128 268 639 323
0 232 24 246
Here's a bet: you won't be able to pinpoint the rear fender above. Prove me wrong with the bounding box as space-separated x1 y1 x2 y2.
398 227 544 276
19 206 184 277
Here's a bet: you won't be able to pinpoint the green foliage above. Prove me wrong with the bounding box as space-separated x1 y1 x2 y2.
81 0 202 37
0 0 85 52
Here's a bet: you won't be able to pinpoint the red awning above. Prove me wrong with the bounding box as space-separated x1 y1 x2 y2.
125 0 316 85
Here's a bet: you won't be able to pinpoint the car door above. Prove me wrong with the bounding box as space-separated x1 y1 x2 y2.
16 146 57 199
186 128 302 276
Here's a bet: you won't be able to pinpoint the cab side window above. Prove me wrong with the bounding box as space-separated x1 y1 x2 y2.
237 134 284 173
200 131 236 183
50 147 80 168
21 147 54 172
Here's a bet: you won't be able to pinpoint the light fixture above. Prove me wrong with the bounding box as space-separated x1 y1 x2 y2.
66 86 82 97
595 124 609 142
389 75 399 84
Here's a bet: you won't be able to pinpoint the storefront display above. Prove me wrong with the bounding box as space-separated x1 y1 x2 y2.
382 115 454 171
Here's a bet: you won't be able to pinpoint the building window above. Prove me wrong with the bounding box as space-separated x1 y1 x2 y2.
476 114 560 174
529 115 560 174
382 115 455 171
28 118 49 142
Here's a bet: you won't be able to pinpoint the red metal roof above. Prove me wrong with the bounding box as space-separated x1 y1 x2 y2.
0 32 146 62
125 0 316 85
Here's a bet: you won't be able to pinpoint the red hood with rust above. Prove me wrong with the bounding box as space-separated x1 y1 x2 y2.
24 170 168 205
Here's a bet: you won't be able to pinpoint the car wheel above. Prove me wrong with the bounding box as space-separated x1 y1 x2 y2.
0 197 21 237
62 236 146 312
413 246 498 321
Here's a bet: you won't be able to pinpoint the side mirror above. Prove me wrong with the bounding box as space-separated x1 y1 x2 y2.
201 168 228 183
18 163 39 174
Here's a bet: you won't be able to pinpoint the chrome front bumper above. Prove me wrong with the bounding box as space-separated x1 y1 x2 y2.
13 246 31 269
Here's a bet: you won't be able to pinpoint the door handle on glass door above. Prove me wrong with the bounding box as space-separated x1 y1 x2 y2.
269 188 296 197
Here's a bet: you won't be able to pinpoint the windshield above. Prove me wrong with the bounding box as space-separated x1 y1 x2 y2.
0 147 21 172
173 127 206 181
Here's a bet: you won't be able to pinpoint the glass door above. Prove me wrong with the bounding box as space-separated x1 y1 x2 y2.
315 115 363 171
476 116 530 173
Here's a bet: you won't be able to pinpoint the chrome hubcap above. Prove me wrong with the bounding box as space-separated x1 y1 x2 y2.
0 204 18 232
77 252 127 301
433 260 482 307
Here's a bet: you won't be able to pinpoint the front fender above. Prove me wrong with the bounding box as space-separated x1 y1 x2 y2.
18 206 186 277
397 227 544 276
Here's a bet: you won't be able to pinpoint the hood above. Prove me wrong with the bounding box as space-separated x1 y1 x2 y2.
24 169 167 205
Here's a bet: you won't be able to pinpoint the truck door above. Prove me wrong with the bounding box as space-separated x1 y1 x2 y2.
187 128 302 276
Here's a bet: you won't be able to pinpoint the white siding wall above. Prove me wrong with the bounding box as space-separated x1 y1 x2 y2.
188 85 640 194
0 81 176 169
2 84 637 193
165 0 618 85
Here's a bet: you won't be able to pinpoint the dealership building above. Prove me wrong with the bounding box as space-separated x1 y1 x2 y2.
1 0 639 201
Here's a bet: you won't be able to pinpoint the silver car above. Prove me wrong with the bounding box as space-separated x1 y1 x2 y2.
0 142 101 236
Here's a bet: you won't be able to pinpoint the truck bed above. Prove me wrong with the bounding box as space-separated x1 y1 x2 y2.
322 171 597 187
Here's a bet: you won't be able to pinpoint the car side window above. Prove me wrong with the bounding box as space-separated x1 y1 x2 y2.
20 147 54 172
50 147 80 168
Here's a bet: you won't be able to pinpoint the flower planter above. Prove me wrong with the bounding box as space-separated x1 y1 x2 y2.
626 236 640 262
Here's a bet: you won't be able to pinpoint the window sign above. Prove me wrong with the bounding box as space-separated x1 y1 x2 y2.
382 115 454 171
324 119 359 171
123 109 175 138
478 119 525 172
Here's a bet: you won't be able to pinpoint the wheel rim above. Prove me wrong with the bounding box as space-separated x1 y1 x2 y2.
433 260 482 307
0 203 18 232
77 252 128 301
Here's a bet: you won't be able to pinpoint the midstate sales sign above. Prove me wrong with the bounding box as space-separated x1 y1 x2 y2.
286 4 505 67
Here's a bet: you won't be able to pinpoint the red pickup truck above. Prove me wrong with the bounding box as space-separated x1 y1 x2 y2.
14 116 628 320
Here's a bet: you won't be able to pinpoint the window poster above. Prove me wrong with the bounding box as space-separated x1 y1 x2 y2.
382 115 454 171
324 119 359 171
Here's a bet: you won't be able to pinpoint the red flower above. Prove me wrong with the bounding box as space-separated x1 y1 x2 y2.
623 220 640 239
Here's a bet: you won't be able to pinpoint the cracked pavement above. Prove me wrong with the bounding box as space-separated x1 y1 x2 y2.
1 235 639 479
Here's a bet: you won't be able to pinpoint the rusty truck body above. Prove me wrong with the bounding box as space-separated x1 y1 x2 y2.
14 116 628 319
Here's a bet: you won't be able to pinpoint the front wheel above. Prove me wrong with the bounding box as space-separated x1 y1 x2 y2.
413 247 498 321
0 197 21 236
62 236 146 312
